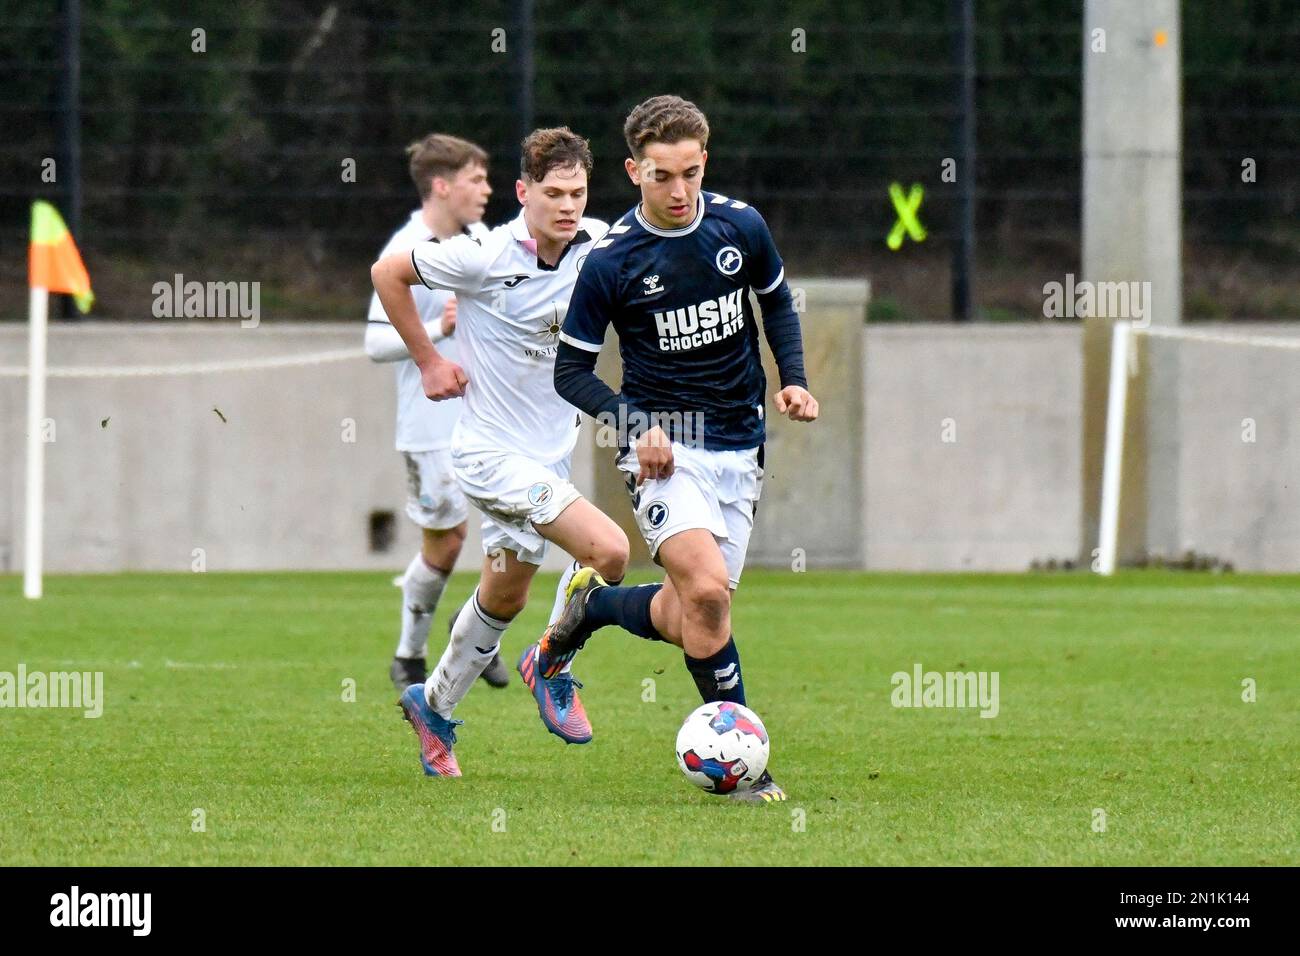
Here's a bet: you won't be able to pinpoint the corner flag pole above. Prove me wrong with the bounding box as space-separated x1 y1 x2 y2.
23 285 49 598
25 200 94 599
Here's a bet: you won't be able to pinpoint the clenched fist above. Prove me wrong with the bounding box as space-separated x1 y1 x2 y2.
421 357 468 401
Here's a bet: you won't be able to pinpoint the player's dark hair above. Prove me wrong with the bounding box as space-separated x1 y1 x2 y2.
519 127 594 183
623 95 710 157
406 133 489 200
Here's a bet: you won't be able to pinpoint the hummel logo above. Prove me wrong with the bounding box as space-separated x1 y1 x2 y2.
504 274 531 288
642 274 665 295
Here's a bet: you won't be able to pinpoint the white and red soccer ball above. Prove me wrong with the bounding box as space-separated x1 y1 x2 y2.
674 701 770 795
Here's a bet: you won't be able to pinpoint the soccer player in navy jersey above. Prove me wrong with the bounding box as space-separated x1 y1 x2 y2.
543 95 819 802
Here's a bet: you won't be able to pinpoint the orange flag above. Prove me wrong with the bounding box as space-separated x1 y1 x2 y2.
29 200 93 312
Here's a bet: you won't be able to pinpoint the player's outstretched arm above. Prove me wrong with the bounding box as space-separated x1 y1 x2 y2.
370 252 466 400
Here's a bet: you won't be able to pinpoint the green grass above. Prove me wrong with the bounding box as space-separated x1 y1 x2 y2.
1 570 1297 866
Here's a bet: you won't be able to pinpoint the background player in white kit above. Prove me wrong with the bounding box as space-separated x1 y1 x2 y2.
365 134 511 692
371 127 631 776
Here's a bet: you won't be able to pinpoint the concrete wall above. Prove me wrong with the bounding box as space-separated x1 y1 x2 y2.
860 323 1300 572
3 318 1298 575
0 324 588 574
747 280 870 569
863 325 1083 570
1161 327 1300 570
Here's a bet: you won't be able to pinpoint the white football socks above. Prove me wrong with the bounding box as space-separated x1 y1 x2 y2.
395 552 449 660
547 561 581 674
425 589 509 719
548 560 580 628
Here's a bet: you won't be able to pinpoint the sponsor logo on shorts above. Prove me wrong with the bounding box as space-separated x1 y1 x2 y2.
646 501 670 530
528 482 553 507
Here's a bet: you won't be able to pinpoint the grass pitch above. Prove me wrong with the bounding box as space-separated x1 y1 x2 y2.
1 570 1296 866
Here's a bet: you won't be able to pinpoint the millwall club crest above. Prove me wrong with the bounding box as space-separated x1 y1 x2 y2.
714 246 743 276
646 501 669 529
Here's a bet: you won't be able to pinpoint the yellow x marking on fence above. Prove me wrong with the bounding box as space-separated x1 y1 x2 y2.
887 182 926 250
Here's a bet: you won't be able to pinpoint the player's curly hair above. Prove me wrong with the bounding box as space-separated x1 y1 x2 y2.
519 127 594 183
623 95 710 157
406 133 488 200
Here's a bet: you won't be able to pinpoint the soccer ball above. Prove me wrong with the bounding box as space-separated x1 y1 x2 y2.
674 701 770 795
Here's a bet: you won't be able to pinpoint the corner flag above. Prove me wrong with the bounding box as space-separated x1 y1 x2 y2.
29 200 93 312
24 200 93 598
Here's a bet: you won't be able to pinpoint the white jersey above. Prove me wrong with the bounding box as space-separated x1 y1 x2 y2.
410 210 608 465
367 212 489 452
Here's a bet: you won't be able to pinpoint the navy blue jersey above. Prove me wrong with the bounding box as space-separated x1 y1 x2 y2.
560 191 789 450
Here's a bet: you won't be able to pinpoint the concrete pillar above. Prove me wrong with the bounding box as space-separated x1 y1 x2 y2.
1081 0 1183 566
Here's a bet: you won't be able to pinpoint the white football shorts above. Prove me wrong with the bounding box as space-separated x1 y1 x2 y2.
402 449 470 531
451 447 581 566
616 442 763 589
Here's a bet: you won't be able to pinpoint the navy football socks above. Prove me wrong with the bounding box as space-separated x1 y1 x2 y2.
583 582 665 642
684 636 747 705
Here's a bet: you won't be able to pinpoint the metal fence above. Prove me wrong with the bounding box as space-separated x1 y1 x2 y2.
1 0 1296 322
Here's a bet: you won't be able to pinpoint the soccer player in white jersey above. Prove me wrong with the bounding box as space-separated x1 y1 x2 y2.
365 133 511 693
547 96 820 802
371 127 631 777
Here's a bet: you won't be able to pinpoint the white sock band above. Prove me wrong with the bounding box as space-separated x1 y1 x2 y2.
425 588 510 719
